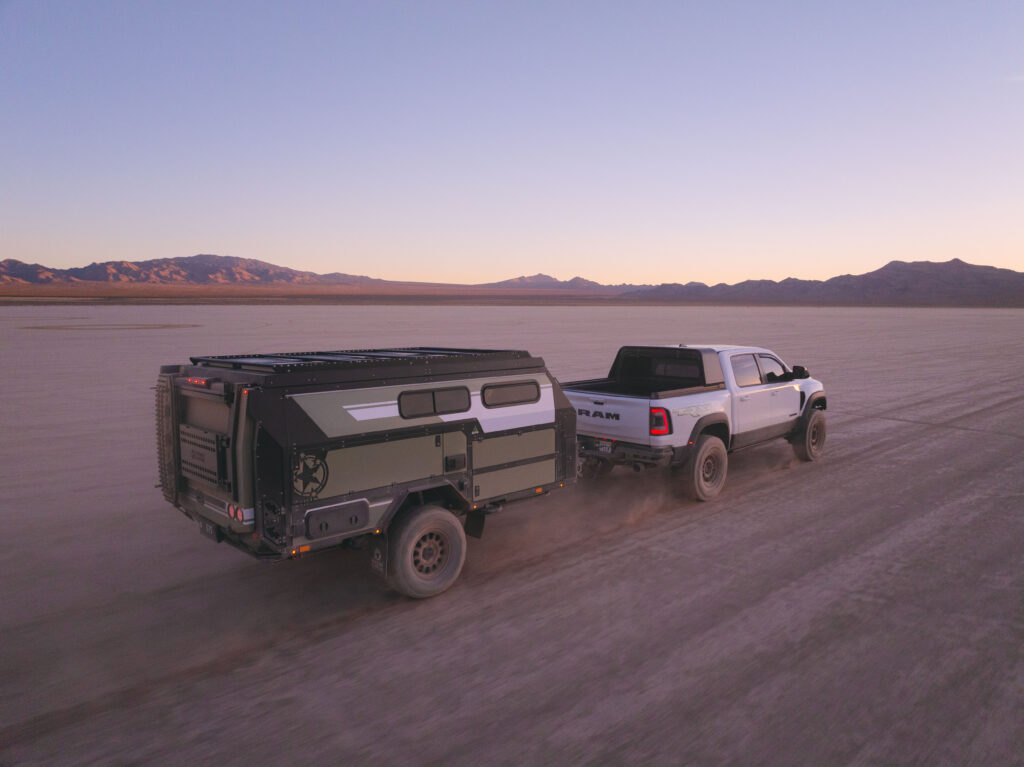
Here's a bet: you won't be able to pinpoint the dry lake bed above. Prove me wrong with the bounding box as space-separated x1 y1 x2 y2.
1 304 1022 765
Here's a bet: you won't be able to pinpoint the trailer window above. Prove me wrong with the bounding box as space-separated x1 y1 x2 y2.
398 390 435 418
730 355 762 387
482 381 540 408
433 387 471 415
399 387 471 418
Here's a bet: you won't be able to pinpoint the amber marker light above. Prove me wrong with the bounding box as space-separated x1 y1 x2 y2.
299 545 310 553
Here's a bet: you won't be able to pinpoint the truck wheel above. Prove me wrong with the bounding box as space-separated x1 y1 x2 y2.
684 435 728 501
388 505 467 599
792 410 826 462
579 457 613 480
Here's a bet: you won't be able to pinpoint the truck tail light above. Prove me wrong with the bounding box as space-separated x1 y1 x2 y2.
650 407 672 436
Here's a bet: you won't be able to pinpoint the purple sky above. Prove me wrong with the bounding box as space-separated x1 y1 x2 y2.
2 1 1022 284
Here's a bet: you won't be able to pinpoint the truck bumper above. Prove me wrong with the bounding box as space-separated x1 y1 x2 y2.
578 436 690 468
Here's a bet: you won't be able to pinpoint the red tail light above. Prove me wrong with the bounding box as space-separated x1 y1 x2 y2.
650 407 672 436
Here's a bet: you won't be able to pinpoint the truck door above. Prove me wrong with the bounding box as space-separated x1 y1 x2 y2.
727 353 776 440
756 354 801 430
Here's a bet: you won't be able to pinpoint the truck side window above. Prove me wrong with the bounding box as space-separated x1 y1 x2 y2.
758 355 786 381
730 355 762 387
482 381 540 408
433 387 471 415
398 390 435 418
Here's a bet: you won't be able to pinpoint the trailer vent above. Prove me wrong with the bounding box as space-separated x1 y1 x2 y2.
179 423 229 489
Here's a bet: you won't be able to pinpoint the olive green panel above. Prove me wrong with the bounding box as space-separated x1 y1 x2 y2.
318 436 443 498
184 395 230 433
473 429 555 469
443 430 467 458
474 459 555 500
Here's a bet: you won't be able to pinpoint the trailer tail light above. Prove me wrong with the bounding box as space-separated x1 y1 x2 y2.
186 376 209 387
650 407 672 436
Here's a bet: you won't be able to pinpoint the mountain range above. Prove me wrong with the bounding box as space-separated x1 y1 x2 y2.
2 254 1023 306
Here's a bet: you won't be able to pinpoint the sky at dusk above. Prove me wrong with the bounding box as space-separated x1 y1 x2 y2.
2 1 1022 286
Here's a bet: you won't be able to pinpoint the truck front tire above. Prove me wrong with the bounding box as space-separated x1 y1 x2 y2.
792 409 826 462
684 435 728 501
388 505 467 599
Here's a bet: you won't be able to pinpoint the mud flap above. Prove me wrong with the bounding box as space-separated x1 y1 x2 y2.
369 535 389 580
464 510 486 539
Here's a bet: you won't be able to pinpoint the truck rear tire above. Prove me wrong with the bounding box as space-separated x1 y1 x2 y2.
684 435 728 501
388 505 467 599
792 409 826 462
579 457 613 480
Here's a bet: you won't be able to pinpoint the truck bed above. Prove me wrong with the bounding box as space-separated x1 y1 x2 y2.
564 377 725 399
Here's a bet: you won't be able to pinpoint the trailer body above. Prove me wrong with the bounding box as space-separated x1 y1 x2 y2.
156 347 576 596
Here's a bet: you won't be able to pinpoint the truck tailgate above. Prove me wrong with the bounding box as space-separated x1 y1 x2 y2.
563 388 652 445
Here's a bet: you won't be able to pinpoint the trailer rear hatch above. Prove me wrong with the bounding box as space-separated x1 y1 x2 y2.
156 369 256 540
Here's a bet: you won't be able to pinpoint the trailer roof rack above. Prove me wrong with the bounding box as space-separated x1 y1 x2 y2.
189 347 534 373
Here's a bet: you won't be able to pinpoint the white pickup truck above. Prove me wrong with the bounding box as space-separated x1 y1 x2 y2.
563 345 826 500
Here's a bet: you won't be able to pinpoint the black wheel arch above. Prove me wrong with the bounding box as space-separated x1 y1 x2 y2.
687 414 731 453
789 392 827 442
805 392 827 413
379 482 470 532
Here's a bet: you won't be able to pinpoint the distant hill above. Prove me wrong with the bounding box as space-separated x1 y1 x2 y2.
0 254 382 286
622 259 1024 307
2 255 1022 305
482 273 630 293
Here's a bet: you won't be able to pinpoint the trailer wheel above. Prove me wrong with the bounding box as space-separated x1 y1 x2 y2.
684 435 728 501
388 505 467 599
792 409 826 462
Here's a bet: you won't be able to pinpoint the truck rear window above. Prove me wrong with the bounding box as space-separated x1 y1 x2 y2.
616 350 701 382
482 381 540 408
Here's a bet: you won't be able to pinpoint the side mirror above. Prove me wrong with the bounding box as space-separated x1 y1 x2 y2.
791 365 810 379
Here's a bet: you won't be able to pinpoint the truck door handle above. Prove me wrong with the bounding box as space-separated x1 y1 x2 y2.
739 395 750 402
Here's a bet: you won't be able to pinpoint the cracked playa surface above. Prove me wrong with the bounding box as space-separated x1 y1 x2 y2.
1 305 1022 765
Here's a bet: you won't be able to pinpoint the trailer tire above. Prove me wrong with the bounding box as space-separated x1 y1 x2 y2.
684 434 728 501
388 505 467 599
792 409 826 462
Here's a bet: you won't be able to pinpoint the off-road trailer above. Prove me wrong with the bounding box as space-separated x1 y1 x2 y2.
156 347 576 597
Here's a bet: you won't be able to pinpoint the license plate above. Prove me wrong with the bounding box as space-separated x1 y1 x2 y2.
198 517 222 542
